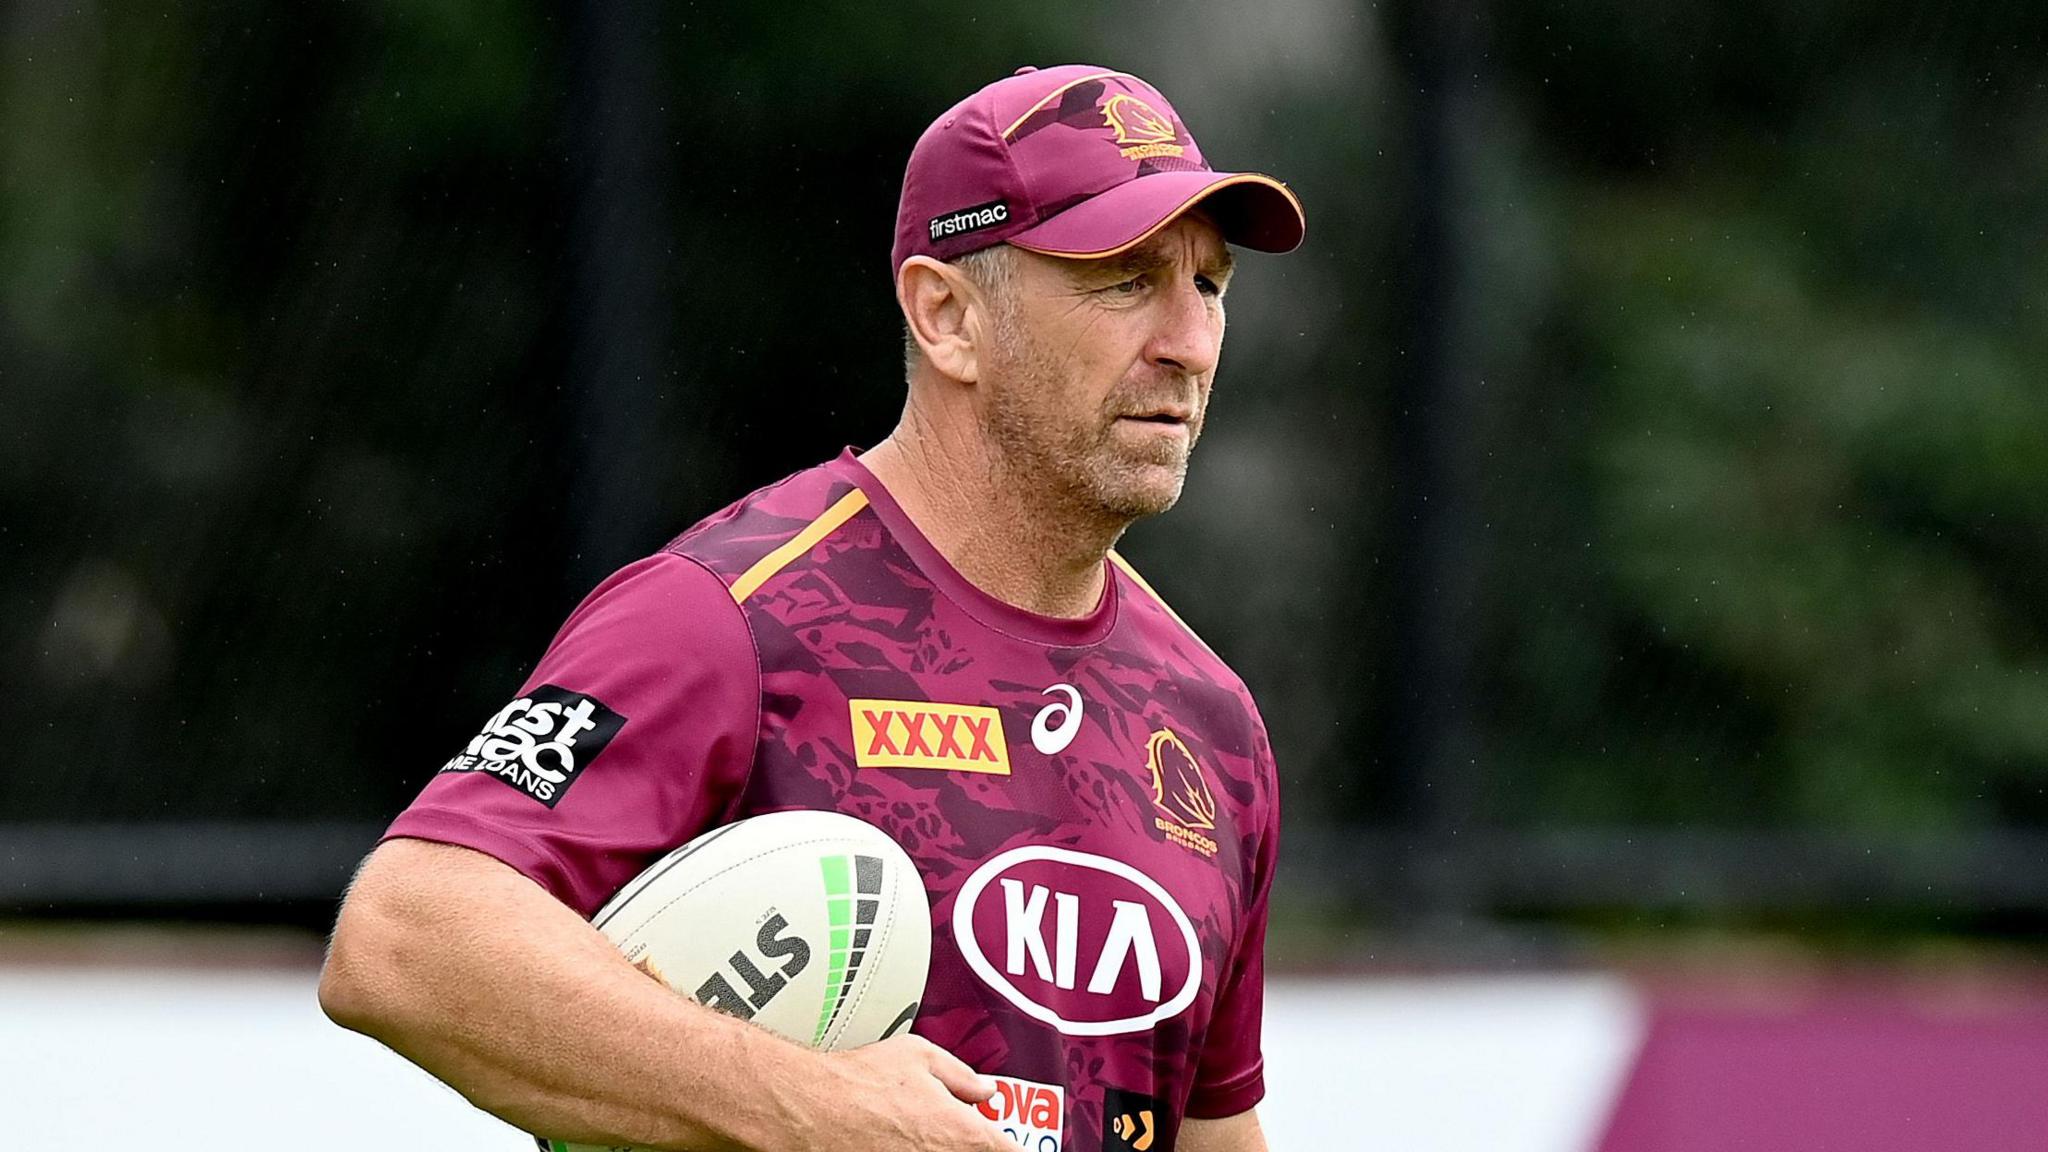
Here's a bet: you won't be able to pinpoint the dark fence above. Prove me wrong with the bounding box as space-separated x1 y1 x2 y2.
7 2 2045 944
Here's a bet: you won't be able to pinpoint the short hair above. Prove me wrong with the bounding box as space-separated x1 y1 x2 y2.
902 244 1019 376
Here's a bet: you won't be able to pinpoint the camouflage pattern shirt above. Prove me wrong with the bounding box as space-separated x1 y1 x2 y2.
386 449 1281 1152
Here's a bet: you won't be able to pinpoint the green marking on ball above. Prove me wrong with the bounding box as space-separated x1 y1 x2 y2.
814 854 859 1043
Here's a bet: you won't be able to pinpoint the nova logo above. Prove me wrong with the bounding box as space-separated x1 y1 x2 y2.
438 684 625 807
953 846 1201 1037
692 912 811 1022
977 1075 1066 1152
851 699 1011 775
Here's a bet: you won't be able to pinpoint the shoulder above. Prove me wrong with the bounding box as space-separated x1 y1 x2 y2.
667 458 875 602
1108 548 1279 821
538 549 756 693
1108 548 1265 722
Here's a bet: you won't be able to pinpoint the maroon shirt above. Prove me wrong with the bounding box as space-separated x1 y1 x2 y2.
387 449 1281 1151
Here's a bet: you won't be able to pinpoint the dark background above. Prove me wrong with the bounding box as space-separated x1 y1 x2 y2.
6 0 2046 962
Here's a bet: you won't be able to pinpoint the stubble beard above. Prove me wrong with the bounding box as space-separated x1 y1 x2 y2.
979 313 1204 528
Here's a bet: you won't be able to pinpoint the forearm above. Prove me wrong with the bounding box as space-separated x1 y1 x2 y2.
1180 1109 1268 1152
320 838 813 1150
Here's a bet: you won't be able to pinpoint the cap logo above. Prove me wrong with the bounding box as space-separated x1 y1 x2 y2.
929 200 1011 243
1102 94 1184 161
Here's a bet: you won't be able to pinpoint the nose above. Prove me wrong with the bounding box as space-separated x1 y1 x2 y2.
1145 276 1222 379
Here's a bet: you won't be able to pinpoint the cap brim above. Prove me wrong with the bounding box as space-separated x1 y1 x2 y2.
1006 170 1305 260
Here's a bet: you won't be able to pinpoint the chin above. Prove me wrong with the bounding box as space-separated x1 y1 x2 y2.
1092 462 1188 520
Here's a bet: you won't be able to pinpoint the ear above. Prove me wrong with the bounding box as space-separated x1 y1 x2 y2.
897 255 991 383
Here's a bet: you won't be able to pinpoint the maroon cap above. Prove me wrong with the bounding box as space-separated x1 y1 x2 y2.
892 64 1306 276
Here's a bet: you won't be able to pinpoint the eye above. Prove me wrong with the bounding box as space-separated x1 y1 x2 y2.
1104 276 1145 296
1195 275 1222 297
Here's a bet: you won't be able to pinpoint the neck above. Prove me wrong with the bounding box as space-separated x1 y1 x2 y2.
859 406 1123 620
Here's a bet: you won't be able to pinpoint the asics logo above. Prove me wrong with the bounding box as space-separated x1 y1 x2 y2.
1031 684 1084 755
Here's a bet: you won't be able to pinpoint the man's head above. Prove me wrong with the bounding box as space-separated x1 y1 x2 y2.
890 65 1302 524
899 213 1231 520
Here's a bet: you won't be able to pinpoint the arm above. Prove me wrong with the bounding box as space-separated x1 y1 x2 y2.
320 837 1006 1152
1180 1110 1269 1152
1186 716 1283 1140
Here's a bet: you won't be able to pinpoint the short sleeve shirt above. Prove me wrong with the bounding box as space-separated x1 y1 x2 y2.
385 449 1282 1151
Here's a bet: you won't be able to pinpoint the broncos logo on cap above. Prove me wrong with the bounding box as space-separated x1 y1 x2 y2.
1102 93 1185 161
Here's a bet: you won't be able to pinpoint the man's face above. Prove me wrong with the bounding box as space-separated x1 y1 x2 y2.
977 212 1233 523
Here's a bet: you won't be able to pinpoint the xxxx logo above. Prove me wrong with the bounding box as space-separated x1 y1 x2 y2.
851 699 1012 775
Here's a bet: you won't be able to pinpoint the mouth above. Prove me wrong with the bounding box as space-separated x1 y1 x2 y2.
1115 414 1191 443
1118 405 1193 426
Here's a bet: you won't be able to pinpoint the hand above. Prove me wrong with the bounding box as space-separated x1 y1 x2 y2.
783 1034 1012 1152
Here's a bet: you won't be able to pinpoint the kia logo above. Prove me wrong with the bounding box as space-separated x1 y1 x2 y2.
952 845 1201 1037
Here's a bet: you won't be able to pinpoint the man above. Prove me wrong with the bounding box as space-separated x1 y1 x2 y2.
320 63 1304 1152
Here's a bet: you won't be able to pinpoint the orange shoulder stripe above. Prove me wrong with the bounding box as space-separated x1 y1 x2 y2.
729 489 871 602
1107 549 1217 658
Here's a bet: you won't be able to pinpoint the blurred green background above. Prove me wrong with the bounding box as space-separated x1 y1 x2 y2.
5 0 2045 957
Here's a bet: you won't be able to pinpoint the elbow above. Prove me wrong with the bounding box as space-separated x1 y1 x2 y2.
318 885 403 1037
317 942 372 1032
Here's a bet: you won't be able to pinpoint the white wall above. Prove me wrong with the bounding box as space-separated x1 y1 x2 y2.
1262 975 1642 1152
0 968 1641 1149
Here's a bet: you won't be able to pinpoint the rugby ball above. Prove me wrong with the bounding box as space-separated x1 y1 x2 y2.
546 810 931 1152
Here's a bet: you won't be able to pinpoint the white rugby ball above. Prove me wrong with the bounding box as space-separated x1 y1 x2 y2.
544 810 931 1152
